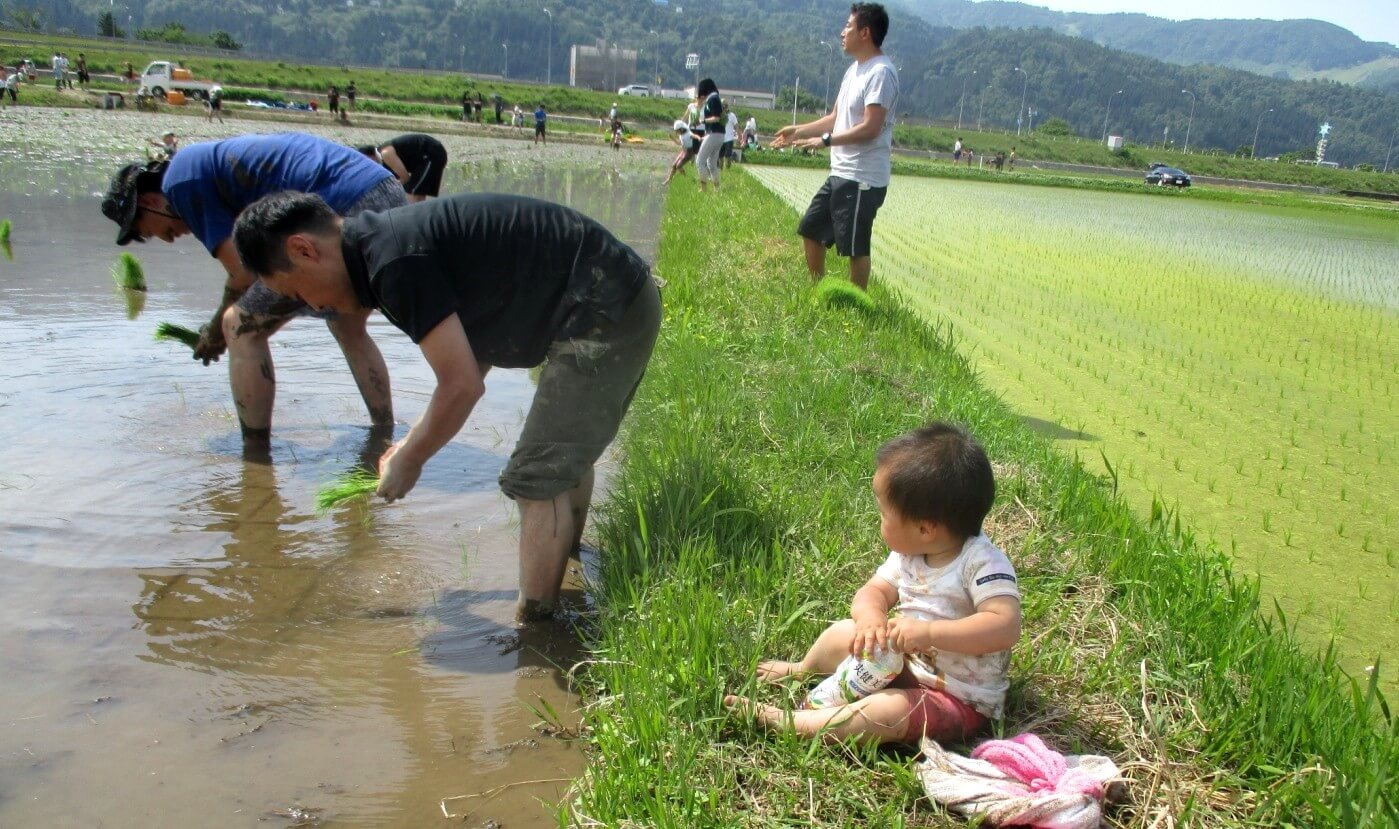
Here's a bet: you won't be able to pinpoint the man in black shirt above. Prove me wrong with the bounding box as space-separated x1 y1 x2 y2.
233 192 661 622
357 134 448 202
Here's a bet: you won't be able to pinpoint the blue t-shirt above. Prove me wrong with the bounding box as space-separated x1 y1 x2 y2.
534 107 546 126
162 132 393 256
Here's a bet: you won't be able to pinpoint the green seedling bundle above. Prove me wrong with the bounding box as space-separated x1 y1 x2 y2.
0 218 12 261
111 252 147 291
812 277 875 313
315 470 380 512
153 322 201 349
754 166 1399 676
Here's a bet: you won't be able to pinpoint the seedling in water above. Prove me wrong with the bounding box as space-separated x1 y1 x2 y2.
112 252 147 291
0 219 11 261
315 469 380 512
154 322 201 349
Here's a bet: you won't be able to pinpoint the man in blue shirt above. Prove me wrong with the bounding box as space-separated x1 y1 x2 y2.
102 132 407 446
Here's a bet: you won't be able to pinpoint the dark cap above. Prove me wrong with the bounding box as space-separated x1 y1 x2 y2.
101 160 165 245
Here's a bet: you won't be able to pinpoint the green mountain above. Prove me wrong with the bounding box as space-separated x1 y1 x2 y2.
6 0 1398 164
898 0 1399 93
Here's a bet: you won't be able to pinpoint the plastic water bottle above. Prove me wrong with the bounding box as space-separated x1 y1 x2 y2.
802 647 904 709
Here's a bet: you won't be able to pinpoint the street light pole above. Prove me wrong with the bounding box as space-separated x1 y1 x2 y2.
819 40 835 112
1181 89 1196 153
1251 107 1272 159
1384 124 1396 173
1101 88 1123 143
501 42 508 79
1013 66 1030 137
542 8 552 86
650 30 660 88
977 83 989 131
956 69 976 131
768 55 777 101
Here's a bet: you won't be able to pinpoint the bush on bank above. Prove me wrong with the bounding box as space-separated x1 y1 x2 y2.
573 170 1395 827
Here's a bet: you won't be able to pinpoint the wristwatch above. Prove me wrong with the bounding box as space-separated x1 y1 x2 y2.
821 132 832 147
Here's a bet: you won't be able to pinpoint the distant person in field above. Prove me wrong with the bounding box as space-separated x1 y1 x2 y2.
953 136 962 163
328 85 340 116
205 84 225 123
744 114 758 149
533 103 547 146
357 133 448 202
232 191 662 624
125 61 136 86
694 78 726 192
462 90 472 122
1008 146 1016 170
101 133 407 447
147 130 179 160
663 120 698 185
346 80 357 113
722 107 739 168
725 422 1021 747
772 3 898 291
512 104 525 132
474 93 484 123
76 53 89 88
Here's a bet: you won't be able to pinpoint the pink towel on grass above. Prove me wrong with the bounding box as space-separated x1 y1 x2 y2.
917 734 1120 829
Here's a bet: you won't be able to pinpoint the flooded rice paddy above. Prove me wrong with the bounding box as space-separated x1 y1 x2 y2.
0 109 665 826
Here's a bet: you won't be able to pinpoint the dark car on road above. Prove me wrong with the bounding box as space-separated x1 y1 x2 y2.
1145 165 1191 187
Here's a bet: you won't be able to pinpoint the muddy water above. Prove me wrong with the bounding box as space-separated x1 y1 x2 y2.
0 112 665 827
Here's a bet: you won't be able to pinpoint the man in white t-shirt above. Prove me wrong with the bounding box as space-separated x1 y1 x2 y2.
772 3 898 291
744 115 758 147
722 109 739 168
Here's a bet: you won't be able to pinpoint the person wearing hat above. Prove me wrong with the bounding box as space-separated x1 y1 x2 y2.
231 190 662 622
102 132 408 446
356 133 448 203
662 119 697 185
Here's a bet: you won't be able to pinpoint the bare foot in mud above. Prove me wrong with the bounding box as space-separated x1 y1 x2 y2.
723 694 787 730
756 660 807 683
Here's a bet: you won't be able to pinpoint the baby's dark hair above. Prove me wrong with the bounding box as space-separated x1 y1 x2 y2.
875 422 995 540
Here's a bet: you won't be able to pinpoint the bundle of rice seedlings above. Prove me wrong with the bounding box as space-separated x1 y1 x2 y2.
812 276 875 313
0 219 11 261
124 289 146 320
315 470 380 512
154 322 200 349
112 252 147 291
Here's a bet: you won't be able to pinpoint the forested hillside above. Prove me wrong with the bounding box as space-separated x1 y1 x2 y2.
900 0 1399 92
4 0 1398 164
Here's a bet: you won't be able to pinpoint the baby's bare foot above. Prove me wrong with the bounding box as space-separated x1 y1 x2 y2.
723 694 785 730
756 660 806 683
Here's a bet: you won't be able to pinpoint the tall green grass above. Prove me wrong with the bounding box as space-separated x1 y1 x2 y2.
573 170 1395 826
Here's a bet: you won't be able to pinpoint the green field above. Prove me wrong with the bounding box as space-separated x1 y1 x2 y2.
751 167 1398 675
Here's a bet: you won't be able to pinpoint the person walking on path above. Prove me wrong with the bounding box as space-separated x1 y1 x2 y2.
358 133 448 202
76 53 89 88
694 78 726 192
205 84 225 123
101 133 407 447
771 3 898 291
232 191 663 623
533 103 548 146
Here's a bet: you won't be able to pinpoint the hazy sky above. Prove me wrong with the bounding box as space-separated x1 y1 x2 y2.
987 1 1399 47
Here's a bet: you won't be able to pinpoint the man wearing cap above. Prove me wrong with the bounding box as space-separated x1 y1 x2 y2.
356 133 448 203
102 132 407 445
231 191 662 622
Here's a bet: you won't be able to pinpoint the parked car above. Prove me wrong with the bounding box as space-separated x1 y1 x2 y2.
617 84 651 97
1145 166 1191 187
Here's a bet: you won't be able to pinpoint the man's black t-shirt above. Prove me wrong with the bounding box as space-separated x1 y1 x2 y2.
702 92 725 135
342 194 649 368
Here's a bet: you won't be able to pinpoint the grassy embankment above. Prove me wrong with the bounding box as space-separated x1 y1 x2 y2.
6 29 1396 195
743 146 1398 215
571 171 1394 826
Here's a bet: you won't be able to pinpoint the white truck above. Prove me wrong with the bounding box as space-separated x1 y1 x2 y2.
140 61 218 99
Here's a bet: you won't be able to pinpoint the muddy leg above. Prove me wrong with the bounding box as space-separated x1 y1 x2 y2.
516 491 577 623
326 309 394 428
223 305 290 443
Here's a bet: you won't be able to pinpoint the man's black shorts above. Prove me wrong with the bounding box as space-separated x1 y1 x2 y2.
535 122 546 136
797 175 888 259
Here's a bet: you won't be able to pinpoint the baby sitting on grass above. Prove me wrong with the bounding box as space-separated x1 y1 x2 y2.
726 422 1022 745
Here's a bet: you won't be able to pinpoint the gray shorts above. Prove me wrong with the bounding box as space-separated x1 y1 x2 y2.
498 278 662 501
237 177 408 320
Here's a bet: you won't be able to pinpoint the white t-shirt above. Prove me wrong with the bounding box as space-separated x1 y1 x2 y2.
831 54 899 188
673 119 694 150
874 534 1019 718
745 116 757 135
725 110 738 142
683 101 698 126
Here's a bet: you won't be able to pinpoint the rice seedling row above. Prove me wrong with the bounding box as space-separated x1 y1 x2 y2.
750 167 1399 674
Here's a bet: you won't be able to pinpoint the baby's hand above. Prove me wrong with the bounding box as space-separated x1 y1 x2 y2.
850 615 889 657
887 617 936 654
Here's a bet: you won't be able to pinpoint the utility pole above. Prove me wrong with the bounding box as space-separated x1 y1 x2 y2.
650 30 660 88
820 40 834 112
1251 107 1272 159
542 8 552 86
957 69 976 131
1014 66 1030 137
768 55 777 101
1181 89 1196 153
501 42 508 79
1101 88 1123 143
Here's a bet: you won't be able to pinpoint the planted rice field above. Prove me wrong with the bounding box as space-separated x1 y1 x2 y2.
752 168 1397 677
